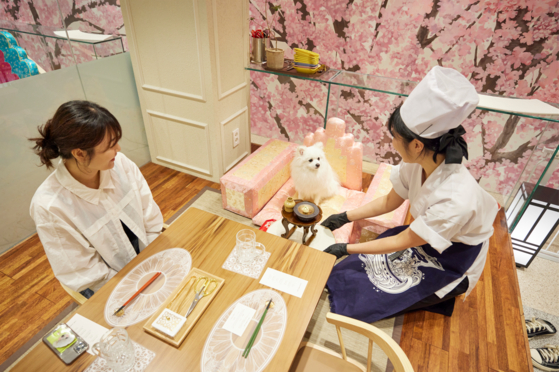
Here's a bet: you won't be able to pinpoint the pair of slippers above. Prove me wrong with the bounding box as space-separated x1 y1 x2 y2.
527 317 559 371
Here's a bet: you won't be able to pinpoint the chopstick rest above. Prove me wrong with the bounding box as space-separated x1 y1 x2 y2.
152 309 187 337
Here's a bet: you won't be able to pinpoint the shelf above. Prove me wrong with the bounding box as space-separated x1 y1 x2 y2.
0 20 122 46
247 62 559 123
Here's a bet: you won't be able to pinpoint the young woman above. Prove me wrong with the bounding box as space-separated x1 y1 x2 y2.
322 67 499 322
30 101 163 299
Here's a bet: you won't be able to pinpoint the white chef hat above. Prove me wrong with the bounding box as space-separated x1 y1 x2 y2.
400 66 479 139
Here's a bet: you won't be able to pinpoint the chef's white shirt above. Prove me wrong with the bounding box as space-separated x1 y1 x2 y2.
30 152 163 292
390 162 499 297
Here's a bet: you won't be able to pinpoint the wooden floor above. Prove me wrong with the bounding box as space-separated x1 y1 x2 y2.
0 161 531 372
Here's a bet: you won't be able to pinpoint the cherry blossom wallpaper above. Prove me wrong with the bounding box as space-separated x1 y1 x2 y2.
1 0 127 72
249 0 559 201
2 0 558 202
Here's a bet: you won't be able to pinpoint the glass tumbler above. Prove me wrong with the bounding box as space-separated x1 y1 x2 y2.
236 229 265 265
92 327 135 372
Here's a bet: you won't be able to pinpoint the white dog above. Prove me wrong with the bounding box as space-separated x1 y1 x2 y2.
290 142 340 206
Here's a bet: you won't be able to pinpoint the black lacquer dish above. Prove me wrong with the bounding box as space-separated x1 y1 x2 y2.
294 201 319 222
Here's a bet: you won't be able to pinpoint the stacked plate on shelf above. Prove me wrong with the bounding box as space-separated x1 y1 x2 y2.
294 48 321 74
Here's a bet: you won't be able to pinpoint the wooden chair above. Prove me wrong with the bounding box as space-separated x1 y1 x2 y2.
289 313 414 372
60 283 87 305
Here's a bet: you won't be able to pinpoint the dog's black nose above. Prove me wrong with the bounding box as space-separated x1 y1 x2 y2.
315 163 320 168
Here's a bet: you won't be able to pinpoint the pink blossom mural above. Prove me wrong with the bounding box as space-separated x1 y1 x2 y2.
249 0 559 203
0 0 127 71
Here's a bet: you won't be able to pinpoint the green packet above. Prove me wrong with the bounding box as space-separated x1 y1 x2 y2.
46 325 77 353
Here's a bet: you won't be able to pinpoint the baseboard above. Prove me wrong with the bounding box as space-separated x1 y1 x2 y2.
251 134 377 175
538 250 559 264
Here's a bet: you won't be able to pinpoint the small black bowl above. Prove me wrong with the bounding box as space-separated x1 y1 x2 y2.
294 202 319 222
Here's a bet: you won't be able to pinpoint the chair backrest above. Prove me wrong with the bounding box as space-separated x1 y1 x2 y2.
304 118 363 191
326 312 414 372
60 282 87 305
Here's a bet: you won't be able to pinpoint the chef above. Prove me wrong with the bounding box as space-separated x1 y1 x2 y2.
322 66 499 322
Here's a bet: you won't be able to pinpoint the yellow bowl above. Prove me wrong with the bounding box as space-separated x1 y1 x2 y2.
294 48 320 58
294 58 319 65
294 55 319 62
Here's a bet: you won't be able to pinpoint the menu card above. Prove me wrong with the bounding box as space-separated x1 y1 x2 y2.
259 268 307 298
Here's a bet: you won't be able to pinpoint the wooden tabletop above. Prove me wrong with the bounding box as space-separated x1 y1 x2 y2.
11 208 336 372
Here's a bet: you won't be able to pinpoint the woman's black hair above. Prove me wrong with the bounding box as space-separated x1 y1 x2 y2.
29 100 122 169
387 106 441 163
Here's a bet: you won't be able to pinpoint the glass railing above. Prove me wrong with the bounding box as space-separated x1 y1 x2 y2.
0 19 125 71
247 61 559 124
248 60 559 268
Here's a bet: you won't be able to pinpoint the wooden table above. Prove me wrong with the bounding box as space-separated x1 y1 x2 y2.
10 208 336 371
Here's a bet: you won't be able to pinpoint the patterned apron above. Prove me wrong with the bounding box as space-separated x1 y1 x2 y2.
326 225 482 323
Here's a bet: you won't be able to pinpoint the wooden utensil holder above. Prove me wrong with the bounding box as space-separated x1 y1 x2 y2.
143 268 224 347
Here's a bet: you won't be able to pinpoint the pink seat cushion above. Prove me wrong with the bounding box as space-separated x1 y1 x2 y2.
221 139 298 218
252 179 365 244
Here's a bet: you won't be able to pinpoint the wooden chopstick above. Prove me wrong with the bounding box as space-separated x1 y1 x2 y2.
113 271 162 315
243 298 273 358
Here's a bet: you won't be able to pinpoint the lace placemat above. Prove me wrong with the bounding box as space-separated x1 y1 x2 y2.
84 342 155 372
201 289 287 372
222 247 271 279
105 248 192 327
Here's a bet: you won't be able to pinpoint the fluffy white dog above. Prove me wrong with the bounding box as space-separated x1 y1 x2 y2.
291 142 340 205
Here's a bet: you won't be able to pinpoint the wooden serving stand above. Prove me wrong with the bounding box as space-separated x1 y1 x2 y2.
143 268 224 347
281 200 323 246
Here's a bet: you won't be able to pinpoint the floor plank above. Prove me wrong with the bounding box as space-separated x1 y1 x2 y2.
400 209 532 372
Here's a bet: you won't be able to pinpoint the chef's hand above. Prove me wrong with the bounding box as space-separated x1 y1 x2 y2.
324 243 348 259
321 212 351 231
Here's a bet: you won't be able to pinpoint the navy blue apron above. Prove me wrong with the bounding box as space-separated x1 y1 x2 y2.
326 225 482 323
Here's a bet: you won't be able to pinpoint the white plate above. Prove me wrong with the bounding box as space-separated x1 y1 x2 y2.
201 289 287 372
104 248 192 327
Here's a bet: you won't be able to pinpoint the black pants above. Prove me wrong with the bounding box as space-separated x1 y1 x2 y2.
390 277 469 318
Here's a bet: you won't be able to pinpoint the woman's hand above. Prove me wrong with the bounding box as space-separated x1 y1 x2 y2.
324 243 348 259
321 212 351 231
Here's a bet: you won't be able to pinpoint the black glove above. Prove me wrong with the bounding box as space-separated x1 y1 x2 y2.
321 212 351 231
324 243 348 259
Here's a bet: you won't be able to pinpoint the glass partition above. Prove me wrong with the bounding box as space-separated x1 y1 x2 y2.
0 66 86 254
0 53 148 255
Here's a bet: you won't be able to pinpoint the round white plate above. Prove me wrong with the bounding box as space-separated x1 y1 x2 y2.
104 248 192 327
201 289 287 372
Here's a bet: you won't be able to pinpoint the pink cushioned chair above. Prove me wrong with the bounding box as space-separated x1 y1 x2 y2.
252 118 366 243
221 117 409 244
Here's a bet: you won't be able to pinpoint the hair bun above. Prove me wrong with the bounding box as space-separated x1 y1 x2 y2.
46 139 60 157
30 119 60 168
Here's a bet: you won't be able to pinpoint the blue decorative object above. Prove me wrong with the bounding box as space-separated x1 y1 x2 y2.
0 31 17 53
0 31 39 79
